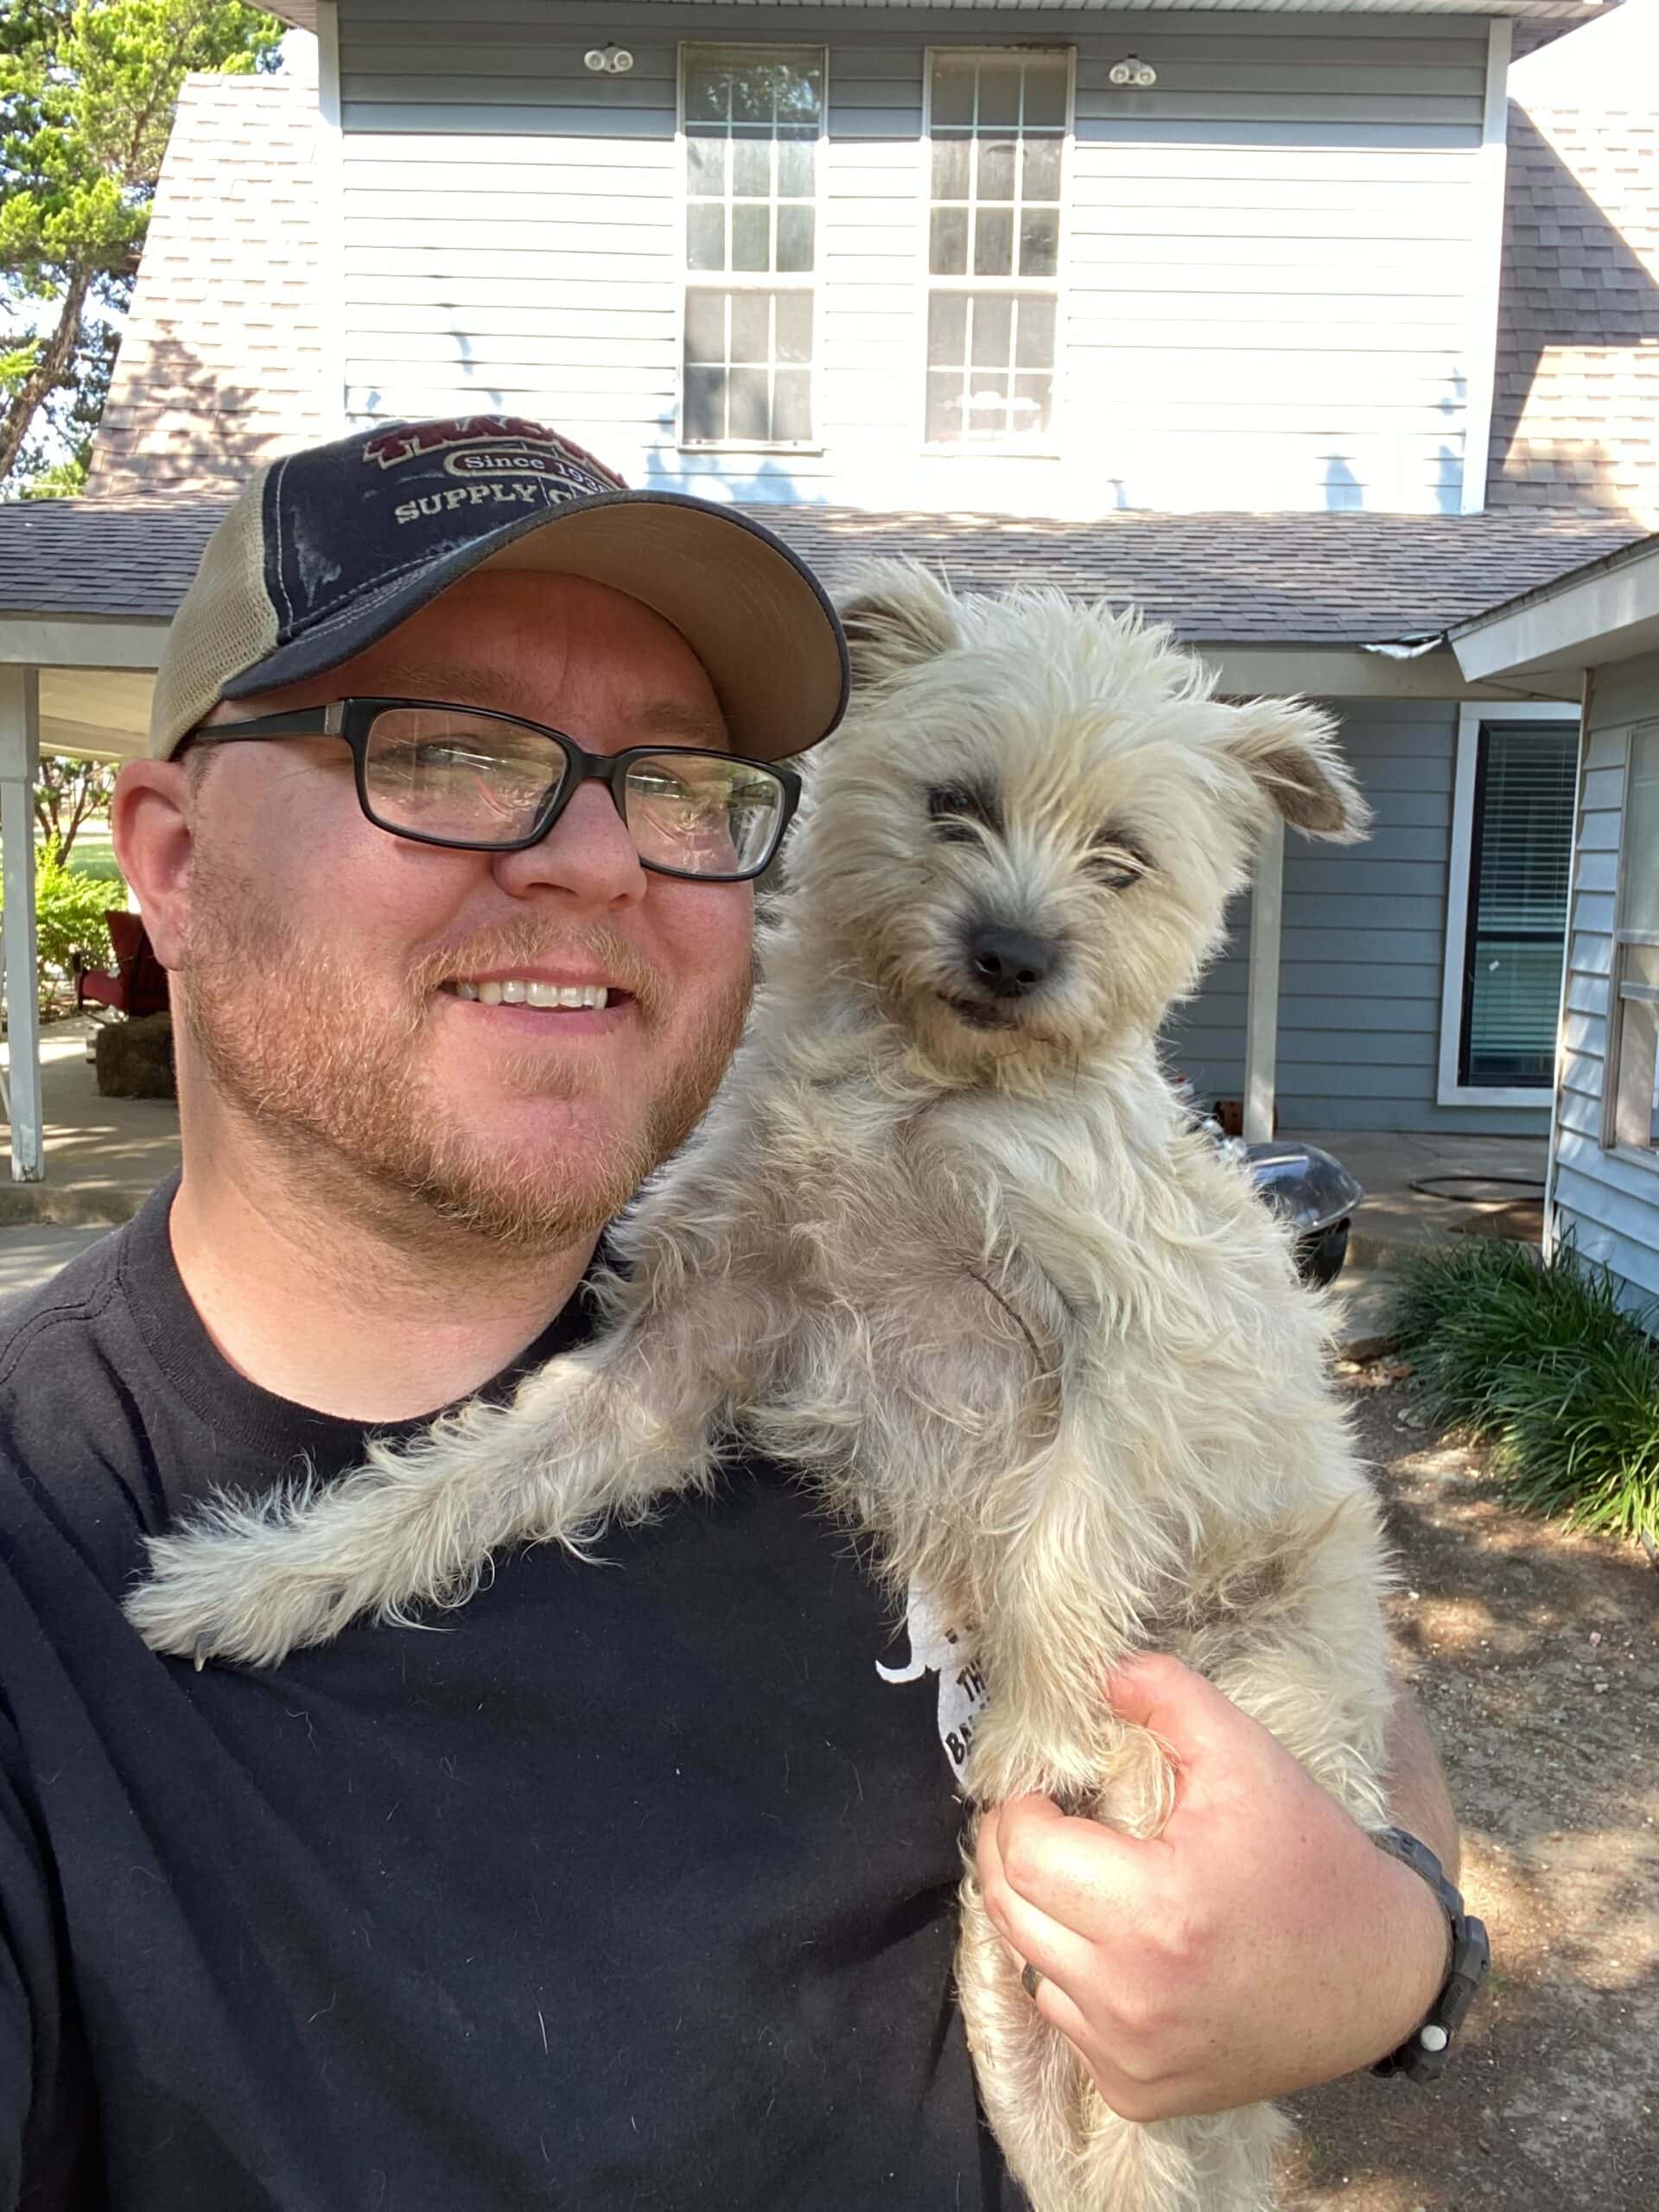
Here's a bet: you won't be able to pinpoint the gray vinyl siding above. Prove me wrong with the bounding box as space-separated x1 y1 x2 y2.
1550 652 1659 1326
1164 700 1554 1137
336 1 1491 514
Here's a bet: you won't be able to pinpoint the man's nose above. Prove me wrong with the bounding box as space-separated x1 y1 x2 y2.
490 780 647 907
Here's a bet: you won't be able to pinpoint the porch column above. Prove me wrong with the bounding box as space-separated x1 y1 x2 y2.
1243 817 1284 1143
0 664 43 1181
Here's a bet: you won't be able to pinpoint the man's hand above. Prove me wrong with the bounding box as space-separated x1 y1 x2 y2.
975 1654 1453 2122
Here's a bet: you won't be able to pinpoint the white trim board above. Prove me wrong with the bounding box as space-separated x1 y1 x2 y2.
315 0 348 436
0 618 168 671
1438 699 1580 1110
1453 541 1659 687
1458 16 1510 518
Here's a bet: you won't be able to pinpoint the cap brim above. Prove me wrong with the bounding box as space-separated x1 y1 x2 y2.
219 489 848 760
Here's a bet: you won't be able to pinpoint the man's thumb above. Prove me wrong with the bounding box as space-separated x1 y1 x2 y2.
1104 1651 1260 1774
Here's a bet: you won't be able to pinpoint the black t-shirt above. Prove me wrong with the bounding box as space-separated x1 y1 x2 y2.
0 1178 1006 2210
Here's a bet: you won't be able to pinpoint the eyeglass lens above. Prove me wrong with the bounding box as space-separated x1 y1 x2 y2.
361 707 786 875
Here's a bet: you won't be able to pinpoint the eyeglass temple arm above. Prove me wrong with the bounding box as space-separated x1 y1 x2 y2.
195 705 348 742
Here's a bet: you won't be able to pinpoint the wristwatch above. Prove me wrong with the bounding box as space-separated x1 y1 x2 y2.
1368 1827 1491 2083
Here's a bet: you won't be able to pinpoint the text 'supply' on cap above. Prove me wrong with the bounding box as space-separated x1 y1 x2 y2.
148 416 850 764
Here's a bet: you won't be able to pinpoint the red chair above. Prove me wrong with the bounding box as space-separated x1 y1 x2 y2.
74 912 170 1020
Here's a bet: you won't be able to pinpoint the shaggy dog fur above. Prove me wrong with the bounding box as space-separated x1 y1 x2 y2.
127 565 1396 2212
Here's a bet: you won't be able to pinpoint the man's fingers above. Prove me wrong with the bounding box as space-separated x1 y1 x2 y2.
979 1794 1162 1950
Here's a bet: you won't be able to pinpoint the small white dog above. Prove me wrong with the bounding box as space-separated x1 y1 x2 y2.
128 565 1395 2212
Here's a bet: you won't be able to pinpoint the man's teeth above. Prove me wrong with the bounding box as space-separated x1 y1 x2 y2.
449 980 610 1009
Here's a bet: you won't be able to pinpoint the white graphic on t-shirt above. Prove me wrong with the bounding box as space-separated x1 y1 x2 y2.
877 1582 989 1784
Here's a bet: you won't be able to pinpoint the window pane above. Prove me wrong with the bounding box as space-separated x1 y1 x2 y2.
1022 60 1069 128
728 291 771 363
978 139 1016 202
1616 995 1659 1148
1014 371 1053 435
930 206 969 276
1022 136 1062 200
731 135 771 199
727 365 771 442
683 64 730 124
683 365 726 443
928 293 967 368
777 134 816 199
776 203 815 273
977 59 1021 128
1624 728 1659 937
1020 209 1060 279
974 208 1014 278
731 202 771 272
967 374 1010 435
969 294 1013 369
775 291 812 364
686 203 725 273
1462 724 1577 1088
926 369 965 445
930 58 975 127
683 289 727 365
1015 295 1057 369
931 137 970 201
686 138 726 198
772 367 811 442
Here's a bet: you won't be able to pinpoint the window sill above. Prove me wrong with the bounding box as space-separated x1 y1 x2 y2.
1607 1141 1659 1178
920 446 1062 461
677 443 825 459
1434 1083 1554 1110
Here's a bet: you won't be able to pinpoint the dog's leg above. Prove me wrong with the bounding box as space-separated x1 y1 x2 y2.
124 1305 751 1669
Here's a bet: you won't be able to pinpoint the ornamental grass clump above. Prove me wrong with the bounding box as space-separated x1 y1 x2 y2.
1393 1236 1659 1546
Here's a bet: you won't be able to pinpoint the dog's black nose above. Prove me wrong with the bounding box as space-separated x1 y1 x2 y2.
966 924 1058 999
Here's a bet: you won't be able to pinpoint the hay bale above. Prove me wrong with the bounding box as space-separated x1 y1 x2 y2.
95 1013 176 1100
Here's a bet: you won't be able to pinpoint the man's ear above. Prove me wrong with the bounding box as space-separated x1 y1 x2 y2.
1220 697 1370 842
836 561 960 692
111 759 196 969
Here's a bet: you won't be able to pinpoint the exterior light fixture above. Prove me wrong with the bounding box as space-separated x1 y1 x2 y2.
584 45 634 73
1109 56 1158 89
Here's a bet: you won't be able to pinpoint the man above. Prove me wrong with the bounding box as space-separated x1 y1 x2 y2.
0 420 1465 2209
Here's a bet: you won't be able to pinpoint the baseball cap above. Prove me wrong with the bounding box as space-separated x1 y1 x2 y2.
148 416 849 763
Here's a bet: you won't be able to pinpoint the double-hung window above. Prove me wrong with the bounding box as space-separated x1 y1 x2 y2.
1607 724 1659 1154
925 49 1070 450
681 46 824 449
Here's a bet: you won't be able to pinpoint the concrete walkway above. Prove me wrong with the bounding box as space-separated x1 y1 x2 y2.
1 1017 181 1226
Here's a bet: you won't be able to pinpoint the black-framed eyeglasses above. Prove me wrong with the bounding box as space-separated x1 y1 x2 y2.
186 697 802 883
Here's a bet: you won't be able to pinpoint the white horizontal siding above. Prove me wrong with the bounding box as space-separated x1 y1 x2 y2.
1549 658 1659 1332
337 0 1491 513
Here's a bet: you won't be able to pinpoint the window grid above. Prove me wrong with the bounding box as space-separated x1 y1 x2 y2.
680 46 824 450
925 49 1071 451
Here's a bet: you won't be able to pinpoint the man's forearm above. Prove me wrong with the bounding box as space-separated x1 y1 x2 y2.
1383 1680 1459 1880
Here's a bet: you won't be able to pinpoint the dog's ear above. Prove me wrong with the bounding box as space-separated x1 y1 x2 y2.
1220 698 1370 842
836 562 959 690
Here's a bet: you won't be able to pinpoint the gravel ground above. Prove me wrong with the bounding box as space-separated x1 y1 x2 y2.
1281 1363 1659 2212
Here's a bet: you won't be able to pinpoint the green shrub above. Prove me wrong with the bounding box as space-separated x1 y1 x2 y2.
1393 1236 1659 1545
0 839 116 1014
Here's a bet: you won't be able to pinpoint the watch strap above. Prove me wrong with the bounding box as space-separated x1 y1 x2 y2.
1369 1827 1491 2084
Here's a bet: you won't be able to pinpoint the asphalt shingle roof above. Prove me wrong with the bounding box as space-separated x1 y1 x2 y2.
0 497 1643 649
85 71 325 499
1487 93 1659 523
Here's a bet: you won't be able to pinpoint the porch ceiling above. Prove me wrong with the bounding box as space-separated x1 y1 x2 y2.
40 670 153 764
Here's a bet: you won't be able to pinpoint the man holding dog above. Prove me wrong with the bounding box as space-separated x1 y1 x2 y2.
0 420 1465 2209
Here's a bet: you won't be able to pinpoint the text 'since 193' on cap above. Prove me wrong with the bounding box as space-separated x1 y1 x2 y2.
148 416 850 764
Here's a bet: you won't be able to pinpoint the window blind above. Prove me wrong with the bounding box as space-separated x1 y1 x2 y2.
1462 726 1576 1088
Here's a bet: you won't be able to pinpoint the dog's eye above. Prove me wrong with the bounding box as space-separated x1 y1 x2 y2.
1086 840 1151 890
927 785 1001 843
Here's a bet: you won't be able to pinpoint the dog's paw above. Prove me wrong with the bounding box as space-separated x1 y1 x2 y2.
124 1519 358 1670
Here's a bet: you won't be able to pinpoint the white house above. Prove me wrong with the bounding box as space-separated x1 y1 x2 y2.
2 0 1652 1184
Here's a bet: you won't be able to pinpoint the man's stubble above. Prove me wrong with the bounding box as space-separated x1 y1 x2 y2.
178 852 750 1260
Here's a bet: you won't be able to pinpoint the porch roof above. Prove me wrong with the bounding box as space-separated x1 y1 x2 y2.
0 496 1641 663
